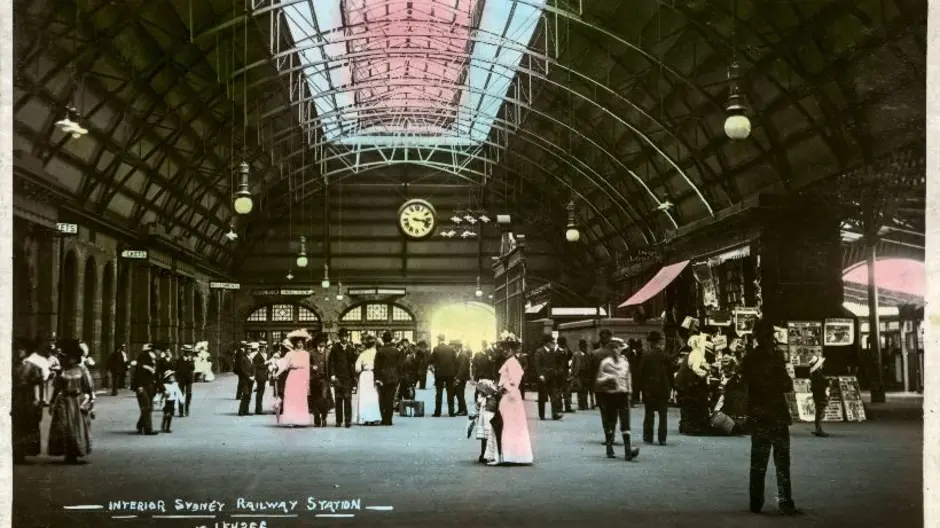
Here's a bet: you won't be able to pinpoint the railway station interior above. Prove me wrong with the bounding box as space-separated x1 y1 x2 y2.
9 0 927 527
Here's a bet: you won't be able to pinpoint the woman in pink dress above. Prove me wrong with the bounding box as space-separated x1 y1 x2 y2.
492 332 533 465
275 330 311 427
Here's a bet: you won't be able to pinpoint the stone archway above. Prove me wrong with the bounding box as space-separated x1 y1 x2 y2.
60 250 79 339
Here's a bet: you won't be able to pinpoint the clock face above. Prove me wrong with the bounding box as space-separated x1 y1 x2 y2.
398 199 437 239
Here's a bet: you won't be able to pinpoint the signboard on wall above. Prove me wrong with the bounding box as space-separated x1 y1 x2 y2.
120 250 149 259
824 318 855 346
56 222 78 234
210 282 240 290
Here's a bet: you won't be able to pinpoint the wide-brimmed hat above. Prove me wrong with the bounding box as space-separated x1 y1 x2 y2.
605 337 628 352
182 344 194 351
808 355 826 373
142 343 153 352
249 342 260 350
287 329 311 341
163 370 175 380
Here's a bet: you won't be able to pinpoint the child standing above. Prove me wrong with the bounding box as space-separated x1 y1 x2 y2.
468 380 500 463
808 356 829 437
159 371 184 433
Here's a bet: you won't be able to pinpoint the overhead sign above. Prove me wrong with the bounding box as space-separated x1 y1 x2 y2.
348 288 377 295
376 288 406 296
120 250 149 259
551 307 600 317
281 289 315 296
209 282 240 290
56 222 78 234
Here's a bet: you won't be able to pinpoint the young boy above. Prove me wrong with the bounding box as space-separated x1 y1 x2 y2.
808 355 829 437
159 370 184 433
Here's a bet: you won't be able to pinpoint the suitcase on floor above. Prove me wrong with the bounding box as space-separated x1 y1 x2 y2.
399 400 425 417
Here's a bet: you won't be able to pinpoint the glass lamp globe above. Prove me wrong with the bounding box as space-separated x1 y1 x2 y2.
475 289 483 298
724 114 751 140
321 279 331 289
233 195 253 215
296 254 308 268
565 228 580 242
336 293 344 301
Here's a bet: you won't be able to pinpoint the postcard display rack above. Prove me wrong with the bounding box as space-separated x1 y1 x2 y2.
782 319 865 423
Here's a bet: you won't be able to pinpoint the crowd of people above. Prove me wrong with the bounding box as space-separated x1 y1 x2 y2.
12 316 806 516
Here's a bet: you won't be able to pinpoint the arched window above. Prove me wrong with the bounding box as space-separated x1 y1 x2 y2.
339 302 416 344
244 303 322 343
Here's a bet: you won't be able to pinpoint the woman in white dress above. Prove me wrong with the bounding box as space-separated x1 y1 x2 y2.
355 334 382 425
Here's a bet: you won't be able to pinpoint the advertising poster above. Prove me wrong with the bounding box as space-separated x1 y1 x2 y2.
788 321 823 346
823 377 846 422
776 344 791 363
706 310 732 327
839 376 867 422
791 379 815 422
824 318 855 346
774 325 789 346
733 307 760 335
790 345 822 367
712 334 728 351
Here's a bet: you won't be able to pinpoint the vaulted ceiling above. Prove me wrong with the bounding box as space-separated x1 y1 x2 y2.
12 0 926 285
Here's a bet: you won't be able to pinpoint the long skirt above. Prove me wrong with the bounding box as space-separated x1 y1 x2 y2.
278 369 310 427
11 399 42 459
356 371 382 424
48 396 92 458
496 388 533 464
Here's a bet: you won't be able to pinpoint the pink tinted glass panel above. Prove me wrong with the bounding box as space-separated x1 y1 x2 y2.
842 258 925 297
342 0 478 132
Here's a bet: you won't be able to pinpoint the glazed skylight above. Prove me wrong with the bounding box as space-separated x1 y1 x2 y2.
281 0 546 147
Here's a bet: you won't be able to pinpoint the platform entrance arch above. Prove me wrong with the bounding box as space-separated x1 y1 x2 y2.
244 303 322 344
339 302 417 344
429 302 497 352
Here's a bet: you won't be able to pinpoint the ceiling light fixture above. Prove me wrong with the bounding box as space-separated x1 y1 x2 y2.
233 161 253 214
336 282 344 301
55 105 88 139
724 62 751 140
460 229 477 239
565 200 580 242
321 264 331 289
295 236 308 268
224 229 238 242
286 271 294 280
474 276 483 298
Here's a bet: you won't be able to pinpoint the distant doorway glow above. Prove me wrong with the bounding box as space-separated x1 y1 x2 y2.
429 302 496 350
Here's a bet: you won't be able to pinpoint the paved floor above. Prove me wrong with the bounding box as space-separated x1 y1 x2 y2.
14 374 922 528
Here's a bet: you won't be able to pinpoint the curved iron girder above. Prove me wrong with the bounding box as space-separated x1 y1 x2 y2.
193 2 730 209
258 77 675 226
236 159 611 268
252 119 646 250
228 25 714 218
248 81 673 241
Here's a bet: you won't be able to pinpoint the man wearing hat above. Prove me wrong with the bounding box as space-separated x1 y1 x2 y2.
175 345 196 417
131 344 159 435
234 342 249 400
236 343 257 416
429 334 458 417
741 318 800 516
328 328 357 427
638 331 672 445
533 334 563 421
808 355 829 437
252 341 270 415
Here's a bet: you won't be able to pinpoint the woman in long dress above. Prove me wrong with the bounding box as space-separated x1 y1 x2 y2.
12 339 49 464
275 331 311 427
355 334 382 425
492 333 533 465
48 339 94 464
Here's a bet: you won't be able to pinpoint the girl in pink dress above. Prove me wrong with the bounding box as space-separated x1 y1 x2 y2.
275 331 311 427
493 332 533 466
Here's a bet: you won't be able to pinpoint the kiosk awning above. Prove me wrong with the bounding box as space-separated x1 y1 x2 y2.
618 260 690 308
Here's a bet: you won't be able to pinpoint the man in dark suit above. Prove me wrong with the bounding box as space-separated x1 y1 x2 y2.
429 335 457 417
233 342 248 400
415 341 430 390
453 341 471 416
399 343 419 403
175 345 196 417
107 344 129 395
132 343 158 435
374 331 403 426
472 346 495 382
534 334 563 420
236 343 256 416
252 343 269 415
742 319 800 516
556 336 575 413
639 331 672 445
328 328 357 428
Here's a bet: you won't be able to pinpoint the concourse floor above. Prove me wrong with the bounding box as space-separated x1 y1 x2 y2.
13 374 922 528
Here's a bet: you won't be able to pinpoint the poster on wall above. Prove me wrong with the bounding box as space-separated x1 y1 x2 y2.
791 379 815 422
790 345 822 367
839 376 867 422
824 318 855 346
774 325 789 345
788 321 823 346
712 334 728 351
706 310 732 327
822 377 846 422
733 307 760 335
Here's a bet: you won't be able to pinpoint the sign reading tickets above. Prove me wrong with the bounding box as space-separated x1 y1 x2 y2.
120 250 148 259
209 282 240 290
56 222 79 234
